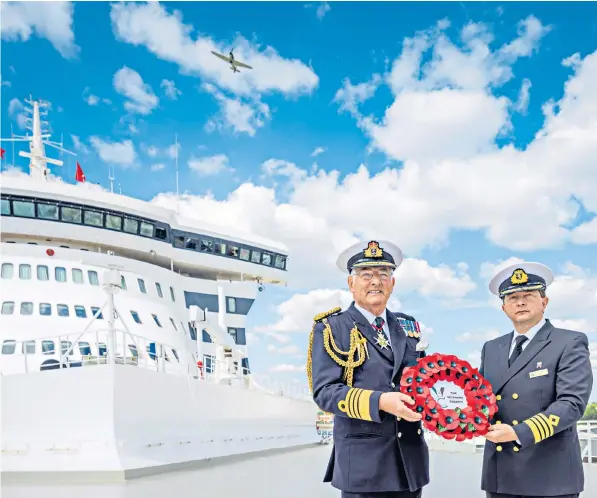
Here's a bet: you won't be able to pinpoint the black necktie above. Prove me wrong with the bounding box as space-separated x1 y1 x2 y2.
373 317 390 346
509 335 528 367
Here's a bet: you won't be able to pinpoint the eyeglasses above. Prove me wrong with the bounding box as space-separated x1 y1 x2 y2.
354 270 393 281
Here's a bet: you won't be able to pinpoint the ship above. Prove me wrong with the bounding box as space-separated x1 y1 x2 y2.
0 98 319 482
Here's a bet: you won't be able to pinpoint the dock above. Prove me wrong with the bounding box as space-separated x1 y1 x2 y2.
2 445 596 498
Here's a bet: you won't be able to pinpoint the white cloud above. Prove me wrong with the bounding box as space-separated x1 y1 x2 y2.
113 66 159 115
515 78 532 114
316 2 331 20
188 154 233 176
311 147 325 157
334 74 381 115
7 98 26 129
456 329 501 343
0 1 78 58
269 364 305 373
110 2 318 98
202 83 270 136
150 163 166 172
161 79 181 99
89 137 137 167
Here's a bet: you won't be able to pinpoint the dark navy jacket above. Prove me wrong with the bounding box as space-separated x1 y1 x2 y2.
479 319 593 496
310 302 430 493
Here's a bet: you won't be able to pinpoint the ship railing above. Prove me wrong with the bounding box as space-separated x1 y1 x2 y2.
2 328 313 401
199 356 311 401
422 420 597 463
1 326 188 376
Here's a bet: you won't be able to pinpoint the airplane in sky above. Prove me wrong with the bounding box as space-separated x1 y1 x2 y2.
211 49 253 73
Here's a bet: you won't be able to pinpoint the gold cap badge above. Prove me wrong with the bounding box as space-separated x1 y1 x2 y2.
364 241 383 259
510 269 529 285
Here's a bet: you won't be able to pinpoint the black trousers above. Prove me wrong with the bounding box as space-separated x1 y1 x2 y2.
486 493 579 498
342 490 422 498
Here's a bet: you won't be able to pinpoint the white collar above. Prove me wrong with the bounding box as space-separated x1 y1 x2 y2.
354 302 388 325
512 317 546 344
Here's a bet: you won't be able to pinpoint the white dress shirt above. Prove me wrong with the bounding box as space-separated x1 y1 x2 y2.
354 303 391 347
509 318 546 356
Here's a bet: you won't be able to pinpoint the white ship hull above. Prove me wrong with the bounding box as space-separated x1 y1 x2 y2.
1 363 319 481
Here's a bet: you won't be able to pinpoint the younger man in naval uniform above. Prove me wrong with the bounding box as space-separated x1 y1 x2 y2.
307 240 430 498
479 262 593 498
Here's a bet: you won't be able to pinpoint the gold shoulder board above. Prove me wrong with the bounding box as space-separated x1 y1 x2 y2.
313 306 342 322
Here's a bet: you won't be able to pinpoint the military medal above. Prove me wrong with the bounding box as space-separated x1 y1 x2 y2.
375 330 390 349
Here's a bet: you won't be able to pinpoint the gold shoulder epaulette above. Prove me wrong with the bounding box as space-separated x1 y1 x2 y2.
313 306 342 322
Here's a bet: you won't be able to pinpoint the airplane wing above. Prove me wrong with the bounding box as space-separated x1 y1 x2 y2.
211 51 232 63
234 60 253 70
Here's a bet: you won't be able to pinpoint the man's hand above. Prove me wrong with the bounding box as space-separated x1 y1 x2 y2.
379 392 422 422
484 423 518 443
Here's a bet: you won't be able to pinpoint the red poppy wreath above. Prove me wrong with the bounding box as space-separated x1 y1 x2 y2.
400 353 498 441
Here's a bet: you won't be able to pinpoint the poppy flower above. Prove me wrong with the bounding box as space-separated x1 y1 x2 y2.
438 409 460 431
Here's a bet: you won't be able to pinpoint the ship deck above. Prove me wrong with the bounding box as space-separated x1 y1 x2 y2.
2 446 596 498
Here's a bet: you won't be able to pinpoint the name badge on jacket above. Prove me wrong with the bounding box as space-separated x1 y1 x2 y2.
529 368 548 378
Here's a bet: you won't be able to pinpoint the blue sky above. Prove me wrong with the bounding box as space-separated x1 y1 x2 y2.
2 1 596 400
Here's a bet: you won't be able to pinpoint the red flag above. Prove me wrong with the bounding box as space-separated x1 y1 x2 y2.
75 162 85 182
0 148 5 160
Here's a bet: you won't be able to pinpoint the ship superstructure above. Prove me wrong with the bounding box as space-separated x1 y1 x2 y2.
0 99 317 481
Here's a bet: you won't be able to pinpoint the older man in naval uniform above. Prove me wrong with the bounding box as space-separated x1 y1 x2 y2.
479 261 593 498
307 240 430 498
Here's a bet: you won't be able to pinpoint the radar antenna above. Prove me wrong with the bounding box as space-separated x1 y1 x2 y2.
0 95 76 181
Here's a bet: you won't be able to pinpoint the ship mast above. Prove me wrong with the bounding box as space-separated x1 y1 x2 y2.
0 96 75 180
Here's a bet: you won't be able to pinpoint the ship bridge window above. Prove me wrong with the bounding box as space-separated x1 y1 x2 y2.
106 214 122 230
227 245 239 257
275 255 286 270
137 278 147 293
155 282 163 298
152 314 162 327
2 340 16 355
155 227 167 240
240 248 250 261
38 202 59 220
251 250 261 263
91 307 103 319
123 218 138 234
74 305 87 318
78 342 91 355
200 239 213 252
88 271 99 286
55 267 67 282
1 263 13 279
174 236 185 248
185 237 197 250
12 200 35 218
130 311 142 324
37 265 49 281
39 303 52 316
19 264 32 279
61 206 82 224
42 340 55 354
23 340 35 354
120 276 127 290
1 302 15 314
262 253 272 266
84 210 103 227
1 198 10 215
57 304 69 317
215 242 226 255
140 221 154 237
170 286 175 302
61 341 74 355
72 268 84 284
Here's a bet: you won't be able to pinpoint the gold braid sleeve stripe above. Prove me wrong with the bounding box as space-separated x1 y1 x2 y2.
523 413 561 443
338 388 374 421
